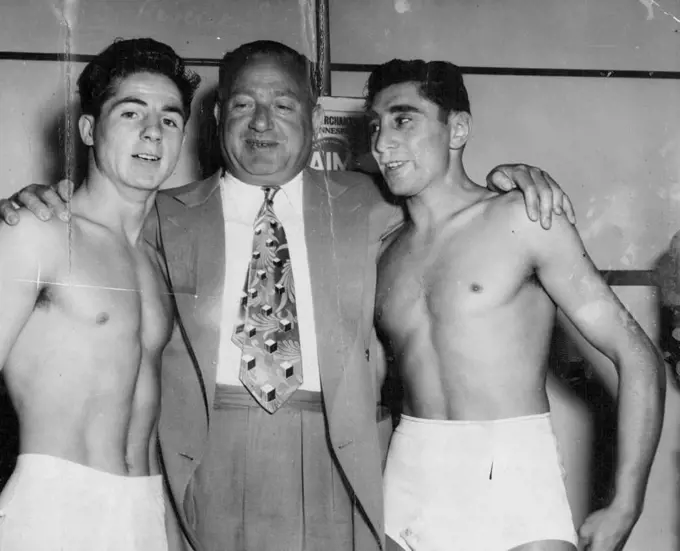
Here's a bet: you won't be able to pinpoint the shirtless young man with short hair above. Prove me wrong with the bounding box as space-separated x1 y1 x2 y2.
367 60 665 551
0 38 199 551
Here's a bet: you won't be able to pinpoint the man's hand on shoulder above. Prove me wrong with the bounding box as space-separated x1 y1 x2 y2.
486 163 576 230
0 180 74 225
500 189 578 256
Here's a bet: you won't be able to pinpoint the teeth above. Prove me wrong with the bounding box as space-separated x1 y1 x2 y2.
135 153 159 161
385 161 407 170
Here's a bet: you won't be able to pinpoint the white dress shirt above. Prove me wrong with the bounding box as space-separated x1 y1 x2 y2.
216 172 321 391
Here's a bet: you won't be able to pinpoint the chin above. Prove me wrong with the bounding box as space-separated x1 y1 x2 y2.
384 179 410 197
247 162 284 175
129 177 164 191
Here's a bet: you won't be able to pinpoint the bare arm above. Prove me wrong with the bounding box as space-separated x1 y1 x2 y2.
518 206 665 550
0 217 59 368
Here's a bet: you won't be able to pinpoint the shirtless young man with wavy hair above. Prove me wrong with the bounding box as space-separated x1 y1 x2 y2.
0 38 199 551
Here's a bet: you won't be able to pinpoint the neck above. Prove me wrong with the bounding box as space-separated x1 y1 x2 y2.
405 163 489 232
224 167 303 189
72 173 157 245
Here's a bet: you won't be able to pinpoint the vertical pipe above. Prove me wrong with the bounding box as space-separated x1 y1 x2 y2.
315 0 331 96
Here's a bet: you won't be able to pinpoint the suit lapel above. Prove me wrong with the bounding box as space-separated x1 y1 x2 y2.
190 189 225 417
160 172 225 425
304 171 387 547
304 171 346 411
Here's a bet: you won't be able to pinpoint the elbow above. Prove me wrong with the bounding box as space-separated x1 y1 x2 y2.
615 346 666 399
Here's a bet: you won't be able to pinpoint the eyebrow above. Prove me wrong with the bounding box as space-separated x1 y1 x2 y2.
274 88 302 102
387 104 423 115
229 88 303 102
109 97 185 118
366 103 424 119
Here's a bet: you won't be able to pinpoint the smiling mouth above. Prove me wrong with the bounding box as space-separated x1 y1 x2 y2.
246 140 279 149
133 153 161 162
383 160 408 171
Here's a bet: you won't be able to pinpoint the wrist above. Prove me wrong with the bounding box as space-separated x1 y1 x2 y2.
609 492 643 521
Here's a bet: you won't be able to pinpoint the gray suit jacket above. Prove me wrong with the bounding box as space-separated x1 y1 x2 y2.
145 168 403 551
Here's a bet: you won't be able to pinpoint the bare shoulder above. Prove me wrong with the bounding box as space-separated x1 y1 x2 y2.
0 211 68 253
482 189 525 219
0 212 68 280
489 190 577 241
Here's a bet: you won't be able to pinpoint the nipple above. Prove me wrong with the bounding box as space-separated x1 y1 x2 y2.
96 312 110 325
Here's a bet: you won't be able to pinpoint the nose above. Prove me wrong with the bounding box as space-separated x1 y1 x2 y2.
142 116 162 142
249 103 273 132
372 125 395 156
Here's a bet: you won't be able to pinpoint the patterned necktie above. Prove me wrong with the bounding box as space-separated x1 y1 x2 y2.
232 186 303 413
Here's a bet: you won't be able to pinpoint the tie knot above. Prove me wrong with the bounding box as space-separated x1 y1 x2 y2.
264 187 279 204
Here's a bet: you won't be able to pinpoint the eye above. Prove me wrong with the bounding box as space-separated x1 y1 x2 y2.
275 102 295 113
395 116 411 128
121 111 138 119
229 98 253 111
162 117 180 128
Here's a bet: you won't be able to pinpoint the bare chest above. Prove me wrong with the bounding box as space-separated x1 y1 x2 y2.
375 227 530 334
40 240 172 352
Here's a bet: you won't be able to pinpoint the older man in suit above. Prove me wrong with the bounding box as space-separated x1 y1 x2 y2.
1 41 576 551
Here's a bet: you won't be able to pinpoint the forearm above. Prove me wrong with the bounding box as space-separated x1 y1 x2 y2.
612 346 666 513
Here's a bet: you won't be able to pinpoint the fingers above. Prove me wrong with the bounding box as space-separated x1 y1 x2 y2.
488 164 543 222
578 531 593 551
0 197 20 225
529 166 554 230
549 178 564 216
578 513 600 551
562 193 577 225
52 180 74 221
0 182 71 225
544 171 577 225
56 179 75 201
513 169 541 223
485 166 514 192
15 185 56 221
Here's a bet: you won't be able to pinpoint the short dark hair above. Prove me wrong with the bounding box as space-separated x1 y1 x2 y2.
78 38 201 121
217 40 317 105
365 59 470 118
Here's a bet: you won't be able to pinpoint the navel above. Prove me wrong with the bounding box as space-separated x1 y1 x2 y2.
470 283 483 293
95 312 110 325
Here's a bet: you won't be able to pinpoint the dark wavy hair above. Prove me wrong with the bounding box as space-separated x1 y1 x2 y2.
78 38 201 122
217 40 317 105
365 59 470 121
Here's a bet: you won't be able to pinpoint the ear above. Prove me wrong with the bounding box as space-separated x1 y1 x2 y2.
311 103 324 140
79 114 95 147
213 101 221 127
448 111 471 151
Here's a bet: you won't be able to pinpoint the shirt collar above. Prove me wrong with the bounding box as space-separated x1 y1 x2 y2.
221 170 304 224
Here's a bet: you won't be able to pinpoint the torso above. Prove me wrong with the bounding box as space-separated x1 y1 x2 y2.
375 192 556 420
3 215 172 475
